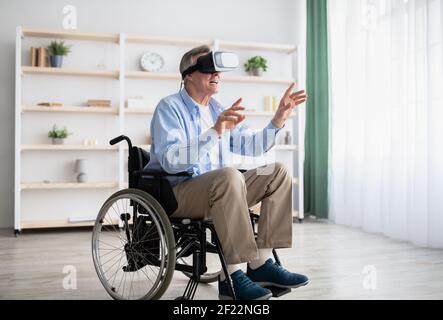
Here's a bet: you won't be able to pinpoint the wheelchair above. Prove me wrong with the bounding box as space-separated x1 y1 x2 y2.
91 135 292 300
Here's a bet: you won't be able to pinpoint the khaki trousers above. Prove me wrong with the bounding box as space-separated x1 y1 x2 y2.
171 162 293 264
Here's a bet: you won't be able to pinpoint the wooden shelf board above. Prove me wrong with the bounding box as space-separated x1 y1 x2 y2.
243 110 295 118
22 27 119 43
22 66 119 79
125 71 180 80
218 40 296 54
124 109 294 117
22 106 296 117
125 35 212 46
225 75 294 85
123 145 151 151
20 217 121 229
21 144 118 151
22 105 118 114
125 71 294 85
274 145 298 151
124 108 155 114
20 219 95 229
21 28 296 52
21 182 119 190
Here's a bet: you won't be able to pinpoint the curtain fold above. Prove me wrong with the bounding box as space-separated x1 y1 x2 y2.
328 0 443 248
305 0 330 219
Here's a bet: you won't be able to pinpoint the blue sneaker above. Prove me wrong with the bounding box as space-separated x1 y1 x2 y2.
247 259 309 289
218 270 273 300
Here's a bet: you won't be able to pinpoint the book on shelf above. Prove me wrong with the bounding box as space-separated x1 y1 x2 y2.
30 47 38 67
87 99 111 107
37 102 63 107
37 47 49 67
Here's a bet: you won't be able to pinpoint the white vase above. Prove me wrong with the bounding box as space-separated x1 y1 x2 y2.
74 159 88 182
77 173 87 183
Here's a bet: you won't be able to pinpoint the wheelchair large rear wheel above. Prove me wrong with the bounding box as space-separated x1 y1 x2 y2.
92 188 176 300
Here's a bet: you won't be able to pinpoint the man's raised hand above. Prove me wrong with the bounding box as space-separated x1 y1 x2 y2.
272 82 307 128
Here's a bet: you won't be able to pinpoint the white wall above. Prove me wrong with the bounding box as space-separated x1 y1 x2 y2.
0 0 306 228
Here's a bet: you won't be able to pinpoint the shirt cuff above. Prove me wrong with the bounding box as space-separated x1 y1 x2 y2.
266 120 285 133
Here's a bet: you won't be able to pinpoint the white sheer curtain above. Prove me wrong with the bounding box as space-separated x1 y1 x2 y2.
328 0 443 248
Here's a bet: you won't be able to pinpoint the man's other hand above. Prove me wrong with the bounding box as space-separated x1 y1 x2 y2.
213 98 246 136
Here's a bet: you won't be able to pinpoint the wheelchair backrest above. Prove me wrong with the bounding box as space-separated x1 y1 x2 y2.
128 147 150 187
129 147 150 172
128 146 179 216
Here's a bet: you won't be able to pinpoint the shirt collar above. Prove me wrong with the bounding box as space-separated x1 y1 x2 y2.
180 88 222 114
180 88 199 114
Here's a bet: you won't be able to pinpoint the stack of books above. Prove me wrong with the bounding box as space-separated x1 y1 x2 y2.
30 47 49 67
87 100 112 107
37 102 63 107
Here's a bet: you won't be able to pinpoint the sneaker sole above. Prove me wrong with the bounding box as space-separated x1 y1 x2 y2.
256 279 310 289
218 292 273 300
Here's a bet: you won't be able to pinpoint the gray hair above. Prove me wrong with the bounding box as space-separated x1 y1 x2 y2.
179 45 211 84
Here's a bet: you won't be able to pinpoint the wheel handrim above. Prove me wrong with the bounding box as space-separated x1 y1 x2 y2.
92 192 170 300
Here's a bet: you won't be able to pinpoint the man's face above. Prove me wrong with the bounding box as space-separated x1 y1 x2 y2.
187 53 220 95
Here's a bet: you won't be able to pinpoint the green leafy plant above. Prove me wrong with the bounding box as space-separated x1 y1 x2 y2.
47 40 72 56
244 56 268 72
48 125 72 139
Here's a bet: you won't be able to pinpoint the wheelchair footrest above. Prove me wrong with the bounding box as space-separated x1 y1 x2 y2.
264 286 291 298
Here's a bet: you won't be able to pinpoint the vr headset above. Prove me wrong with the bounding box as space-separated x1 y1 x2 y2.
181 51 239 79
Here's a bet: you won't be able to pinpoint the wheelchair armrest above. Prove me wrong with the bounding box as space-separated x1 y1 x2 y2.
135 170 193 178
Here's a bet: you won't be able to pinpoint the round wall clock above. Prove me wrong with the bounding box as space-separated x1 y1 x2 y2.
140 52 164 72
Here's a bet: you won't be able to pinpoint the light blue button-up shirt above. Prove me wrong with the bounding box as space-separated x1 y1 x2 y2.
144 89 283 186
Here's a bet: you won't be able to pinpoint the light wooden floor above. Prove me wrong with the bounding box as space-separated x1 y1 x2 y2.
1 220 442 300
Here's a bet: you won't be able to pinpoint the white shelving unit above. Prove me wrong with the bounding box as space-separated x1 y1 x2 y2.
15 27 305 232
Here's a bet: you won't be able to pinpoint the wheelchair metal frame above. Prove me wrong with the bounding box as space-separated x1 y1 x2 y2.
100 135 290 300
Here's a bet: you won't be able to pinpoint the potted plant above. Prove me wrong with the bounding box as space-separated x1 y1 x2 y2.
47 40 71 68
244 56 268 76
48 124 72 144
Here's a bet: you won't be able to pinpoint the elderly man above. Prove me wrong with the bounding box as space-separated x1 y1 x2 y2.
145 45 308 300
